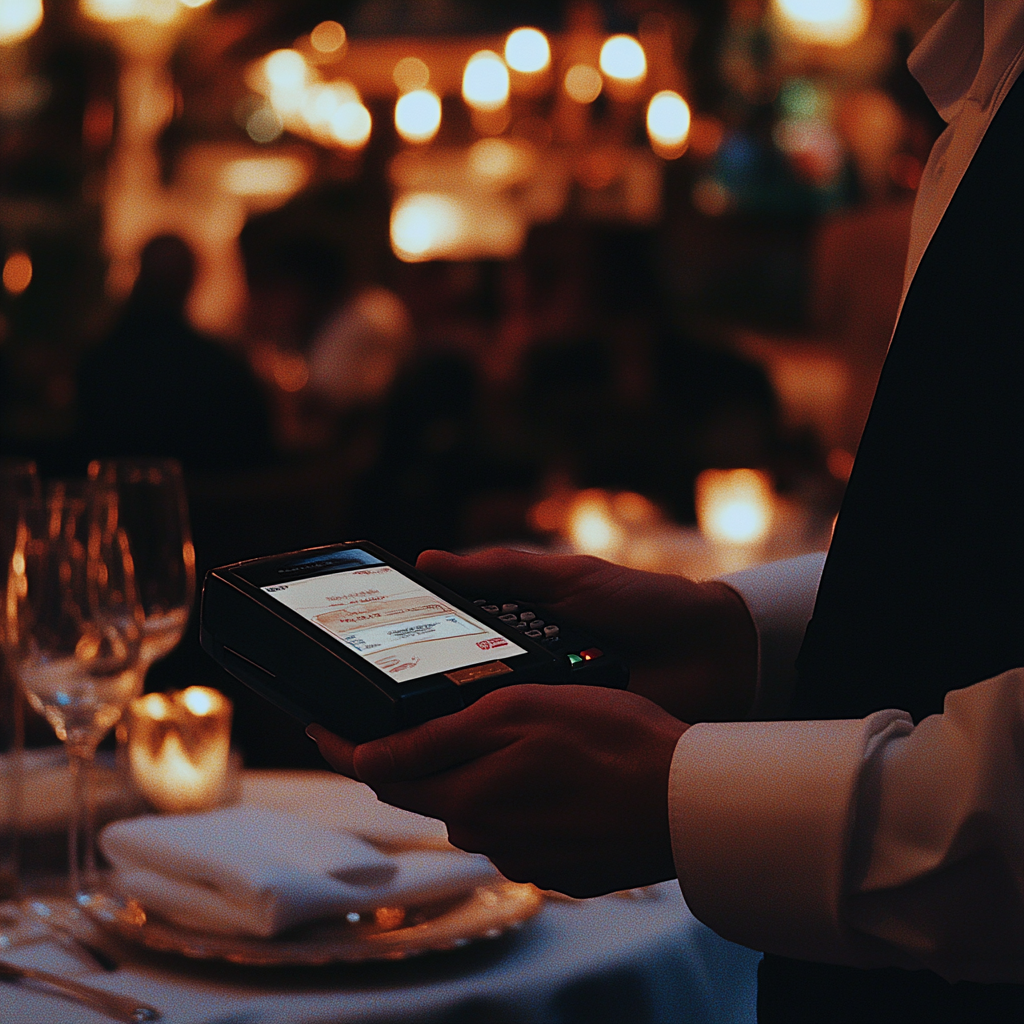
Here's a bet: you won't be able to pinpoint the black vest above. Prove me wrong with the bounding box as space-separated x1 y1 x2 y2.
758 72 1024 1023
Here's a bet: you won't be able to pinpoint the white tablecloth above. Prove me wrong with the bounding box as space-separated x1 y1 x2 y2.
2 771 760 1024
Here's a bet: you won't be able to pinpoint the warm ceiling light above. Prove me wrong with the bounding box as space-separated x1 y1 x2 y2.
563 64 602 104
329 101 372 148
310 20 346 54
504 28 550 74
462 50 509 111
3 251 32 294
0 0 43 42
599 35 647 82
391 194 462 262
395 89 441 144
772 0 870 47
647 90 691 152
393 56 430 93
220 157 308 198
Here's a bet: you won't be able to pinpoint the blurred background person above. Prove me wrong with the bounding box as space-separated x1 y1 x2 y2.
76 234 272 474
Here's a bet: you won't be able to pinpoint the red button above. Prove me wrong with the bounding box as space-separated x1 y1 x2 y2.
580 648 603 661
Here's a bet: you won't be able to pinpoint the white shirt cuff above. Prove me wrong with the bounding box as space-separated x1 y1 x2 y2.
668 710 910 963
718 552 826 718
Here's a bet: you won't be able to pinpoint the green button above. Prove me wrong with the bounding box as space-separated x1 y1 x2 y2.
567 654 583 666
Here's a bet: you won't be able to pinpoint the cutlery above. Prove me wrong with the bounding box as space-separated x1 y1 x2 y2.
0 957 160 1022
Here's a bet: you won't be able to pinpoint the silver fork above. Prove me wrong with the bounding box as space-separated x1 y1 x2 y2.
0 956 161 1022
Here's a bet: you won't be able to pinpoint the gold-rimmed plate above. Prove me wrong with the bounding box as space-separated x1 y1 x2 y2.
80 881 543 967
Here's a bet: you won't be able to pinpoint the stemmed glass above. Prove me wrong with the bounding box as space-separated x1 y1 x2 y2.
0 460 39 899
87 460 195 677
4 481 144 897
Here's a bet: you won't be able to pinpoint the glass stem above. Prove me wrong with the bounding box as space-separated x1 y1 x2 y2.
66 744 97 898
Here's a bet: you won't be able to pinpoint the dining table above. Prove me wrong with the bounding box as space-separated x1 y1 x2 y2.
1 769 761 1024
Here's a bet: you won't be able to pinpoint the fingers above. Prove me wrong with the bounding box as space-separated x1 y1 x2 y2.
352 689 528 784
306 724 357 778
416 547 610 605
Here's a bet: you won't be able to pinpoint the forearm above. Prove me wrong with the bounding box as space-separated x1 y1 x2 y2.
669 668 1024 983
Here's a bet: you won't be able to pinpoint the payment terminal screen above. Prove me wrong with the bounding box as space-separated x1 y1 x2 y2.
262 551 525 684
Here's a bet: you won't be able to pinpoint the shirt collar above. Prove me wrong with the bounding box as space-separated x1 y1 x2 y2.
909 1 1024 123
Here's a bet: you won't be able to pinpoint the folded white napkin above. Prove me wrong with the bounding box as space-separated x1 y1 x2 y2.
239 770 454 850
100 807 496 938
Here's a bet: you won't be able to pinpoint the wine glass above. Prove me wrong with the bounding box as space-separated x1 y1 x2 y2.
88 460 195 675
0 460 39 899
5 481 143 897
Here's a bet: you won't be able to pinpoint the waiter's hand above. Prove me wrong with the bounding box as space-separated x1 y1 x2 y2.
417 547 757 723
308 684 687 897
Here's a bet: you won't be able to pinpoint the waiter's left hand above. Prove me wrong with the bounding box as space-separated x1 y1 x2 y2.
307 684 688 897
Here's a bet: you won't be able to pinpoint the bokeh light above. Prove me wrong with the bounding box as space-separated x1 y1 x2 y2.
647 90 691 153
567 491 623 555
695 469 774 545
245 104 283 143
301 81 359 133
772 0 870 47
395 88 442 144
393 56 430 93
310 20 346 54
219 156 308 198
81 0 183 24
391 194 462 262
468 137 533 184
599 35 647 83
0 0 43 43
564 64 602 104
462 50 510 111
3 251 32 294
181 686 216 716
504 28 550 74
328 100 372 148
264 49 307 93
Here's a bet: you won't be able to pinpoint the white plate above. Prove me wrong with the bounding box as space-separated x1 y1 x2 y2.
80 881 543 967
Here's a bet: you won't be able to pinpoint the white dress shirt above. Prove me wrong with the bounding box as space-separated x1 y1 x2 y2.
668 2 1024 985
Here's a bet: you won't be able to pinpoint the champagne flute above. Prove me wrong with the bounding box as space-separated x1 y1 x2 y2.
88 460 195 674
5 481 143 897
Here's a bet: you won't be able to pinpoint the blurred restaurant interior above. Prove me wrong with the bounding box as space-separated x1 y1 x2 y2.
1 0 949 766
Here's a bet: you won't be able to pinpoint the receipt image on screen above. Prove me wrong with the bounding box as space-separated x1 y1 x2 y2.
262 555 525 683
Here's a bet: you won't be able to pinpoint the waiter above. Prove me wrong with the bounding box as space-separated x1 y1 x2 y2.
310 5 1024 1021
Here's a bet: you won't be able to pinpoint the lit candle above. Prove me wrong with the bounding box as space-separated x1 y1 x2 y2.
695 469 775 546
128 687 233 814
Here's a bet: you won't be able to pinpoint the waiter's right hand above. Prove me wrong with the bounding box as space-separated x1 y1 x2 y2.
416 548 757 723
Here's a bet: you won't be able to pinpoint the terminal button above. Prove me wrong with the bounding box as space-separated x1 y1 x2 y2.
580 648 604 661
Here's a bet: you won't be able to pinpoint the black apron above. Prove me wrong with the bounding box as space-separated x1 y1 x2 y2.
757 71 1024 1023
